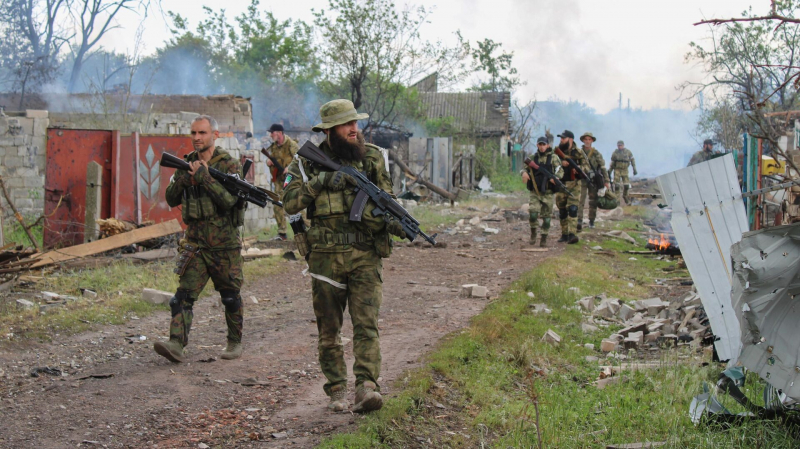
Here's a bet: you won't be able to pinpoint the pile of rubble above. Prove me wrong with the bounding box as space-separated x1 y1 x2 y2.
577 291 710 353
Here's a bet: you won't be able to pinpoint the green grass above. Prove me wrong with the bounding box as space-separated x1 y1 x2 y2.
2 213 43 248
320 234 799 448
0 256 284 341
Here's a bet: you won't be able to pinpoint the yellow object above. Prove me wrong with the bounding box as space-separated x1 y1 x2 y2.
762 155 786 175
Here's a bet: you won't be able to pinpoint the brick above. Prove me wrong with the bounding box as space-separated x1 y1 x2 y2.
24 176 43 187
471 285 488 298
600 339 618 352
142 288 172 305
32 118 48 136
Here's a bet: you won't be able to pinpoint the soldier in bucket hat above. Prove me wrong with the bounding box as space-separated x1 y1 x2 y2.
282 99 405 413
577 132 610 229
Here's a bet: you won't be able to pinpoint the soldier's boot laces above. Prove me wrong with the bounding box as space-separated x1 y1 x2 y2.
529 229 537 245
327 387 348 412
567 233 580 244
221 341 243 360
539 235 548 248
557 234 568 243
154 339 185 363
353 381 383 413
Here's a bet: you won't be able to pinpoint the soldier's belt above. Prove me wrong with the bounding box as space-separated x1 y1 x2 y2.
309 231 373 246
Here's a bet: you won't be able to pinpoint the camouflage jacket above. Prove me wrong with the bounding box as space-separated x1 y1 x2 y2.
282 141 394 253
582 145 609 182
524 148 562 194
609 147 636 176
688 149 719 166
165 147 242 250
265 136 299 169
560 142 591 182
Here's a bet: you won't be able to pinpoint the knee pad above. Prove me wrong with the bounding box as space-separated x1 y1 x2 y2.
568 205 578 217
529 211 539 222
542 217 551 228
169 289 190 317
220 289 242 313
559 208 568 220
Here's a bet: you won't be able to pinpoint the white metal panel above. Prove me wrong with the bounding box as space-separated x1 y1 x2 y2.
657 154 749 361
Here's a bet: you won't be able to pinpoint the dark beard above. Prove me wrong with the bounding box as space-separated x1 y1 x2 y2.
559 142 570 151
329 130 367 162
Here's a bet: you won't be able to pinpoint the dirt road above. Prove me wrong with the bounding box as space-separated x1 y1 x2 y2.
0 211 560 448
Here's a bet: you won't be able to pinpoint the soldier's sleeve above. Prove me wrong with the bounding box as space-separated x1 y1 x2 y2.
552 155 563 178
373 152 394 194
289 139 299 156
165 169 190 208
597 154 609 180
281 159 319 215
688 152 699 167
195 158 240 211
629 150 637 172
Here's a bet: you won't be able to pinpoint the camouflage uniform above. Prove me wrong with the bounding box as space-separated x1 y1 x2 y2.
609 146 636 204
282 140 394 398
688 149 718 166
579 145 609 225
163 147 244 349
265 136 299 234
555 142 590 237
524 148 561 243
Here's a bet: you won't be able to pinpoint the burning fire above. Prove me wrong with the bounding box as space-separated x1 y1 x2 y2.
648 234 671 251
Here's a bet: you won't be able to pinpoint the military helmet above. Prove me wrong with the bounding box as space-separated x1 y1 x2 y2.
312 99 369 132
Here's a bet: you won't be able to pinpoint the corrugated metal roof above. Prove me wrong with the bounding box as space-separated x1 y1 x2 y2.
419 91 510 136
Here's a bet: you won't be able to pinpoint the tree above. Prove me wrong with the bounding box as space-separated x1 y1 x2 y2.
467 37 522 93
510 98 537 154
312 0 470 137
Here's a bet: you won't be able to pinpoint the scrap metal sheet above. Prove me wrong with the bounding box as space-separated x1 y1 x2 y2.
657 153 748 361
731 224 800 398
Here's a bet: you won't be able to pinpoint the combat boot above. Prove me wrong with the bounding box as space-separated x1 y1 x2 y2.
589 220 595 229
557 234 568 243
154 339 185 363
327 386 348 412
529 229 537 245
352 381 383 413
567 233 579 244
539 234 548 248
220 341 243 360
576 223 583 233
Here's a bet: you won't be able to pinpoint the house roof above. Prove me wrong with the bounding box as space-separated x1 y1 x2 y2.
418 91 510 136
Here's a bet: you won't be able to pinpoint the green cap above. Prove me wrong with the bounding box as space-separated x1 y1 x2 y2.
617 140 625 146
580 132 596 142
312 99 369 132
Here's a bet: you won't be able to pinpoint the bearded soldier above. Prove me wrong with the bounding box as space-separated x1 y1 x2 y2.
578 132 610 229
608 140 637 204
155 115 245 363
555 130 590 244
264 123 299 240
522 137 561 247
688 139 719 166
282 99 405 413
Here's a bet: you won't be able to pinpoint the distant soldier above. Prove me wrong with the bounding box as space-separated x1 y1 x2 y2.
688 139 719 166
264 123 299 240
555 130 590 244
608 140 637 204
522 136 562 247
155 115 245 363
577 132 610 229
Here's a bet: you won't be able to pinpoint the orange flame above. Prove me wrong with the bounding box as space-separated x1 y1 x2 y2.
648 233 671 251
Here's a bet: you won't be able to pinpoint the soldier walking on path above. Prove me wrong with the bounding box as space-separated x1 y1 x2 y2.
154 115 246 363
688 139 719 166
578 132 610 229
264 123 299 240
555 130 590 244
282 99 406 413
522 136 561 247
608 140 637 204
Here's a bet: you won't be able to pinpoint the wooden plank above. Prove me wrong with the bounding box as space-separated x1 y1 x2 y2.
122 248 178 261
29 220 182 268
521 248 549 252
242 248 284 260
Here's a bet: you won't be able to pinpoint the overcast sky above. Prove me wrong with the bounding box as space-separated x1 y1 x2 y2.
103 0 757 113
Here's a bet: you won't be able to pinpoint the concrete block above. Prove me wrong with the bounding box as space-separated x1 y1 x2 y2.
13 198 33 210
142 288 172 305
593 302 614 319
584 343 595 351
646 305 666 316
541 329 561 345
24 176 43 188
26 110 48 118
32 118 48 136
628 331 644 345
623 337 640 350
577 296 595 312
581 323 599 333
618 303 634 321
471 285 488 298
645 331 662 343
0 137 15 146
618 323 647 337
600 339 618 352
17 299 36 309
460 284 479 296
609 333 624 341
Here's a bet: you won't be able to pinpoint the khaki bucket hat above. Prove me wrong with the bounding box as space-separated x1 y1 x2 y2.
580 132 596 142
312 99 369 132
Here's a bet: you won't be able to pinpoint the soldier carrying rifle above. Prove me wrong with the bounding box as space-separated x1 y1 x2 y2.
522 136 562 247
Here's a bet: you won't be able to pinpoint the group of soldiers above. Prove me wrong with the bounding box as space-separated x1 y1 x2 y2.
521 130 637 247
154 99 398 414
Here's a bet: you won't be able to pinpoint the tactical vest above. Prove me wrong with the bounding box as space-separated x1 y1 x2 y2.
180 150 246 228
531 152 555 193
613 149 631 171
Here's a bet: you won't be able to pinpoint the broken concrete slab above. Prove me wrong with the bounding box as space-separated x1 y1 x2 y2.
581 323 599 333
468 216 481 226
600 339 619 352
542 329 561 345
530 303 551 314
618 323 647 337
16 299 35 309
460 284 479 296
602 230 636 245
142 288 172 305
617 304 634 321
577 296 595 312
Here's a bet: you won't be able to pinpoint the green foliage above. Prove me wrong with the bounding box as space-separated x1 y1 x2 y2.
466 36 522 92
2 213 43 248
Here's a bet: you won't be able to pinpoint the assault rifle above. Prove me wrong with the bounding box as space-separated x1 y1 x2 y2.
160 152 282 208
297 141 437 245
554 147 590 182
524 157 574 198
260 148 285 183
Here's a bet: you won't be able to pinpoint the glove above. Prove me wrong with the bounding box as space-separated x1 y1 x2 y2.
315 171 355 192
385 216 406 238
633 170 638 176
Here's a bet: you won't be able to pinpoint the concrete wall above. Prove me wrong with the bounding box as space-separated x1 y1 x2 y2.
49 111 199 135
216 136 276 233
0 110 48 217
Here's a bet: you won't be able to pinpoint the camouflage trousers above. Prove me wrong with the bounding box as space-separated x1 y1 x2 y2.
170 248 244 347
614 173 631 204
274 181 287 234
529 191 554 237
555 180 581 235
308 248 382 397
577 181 600 223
